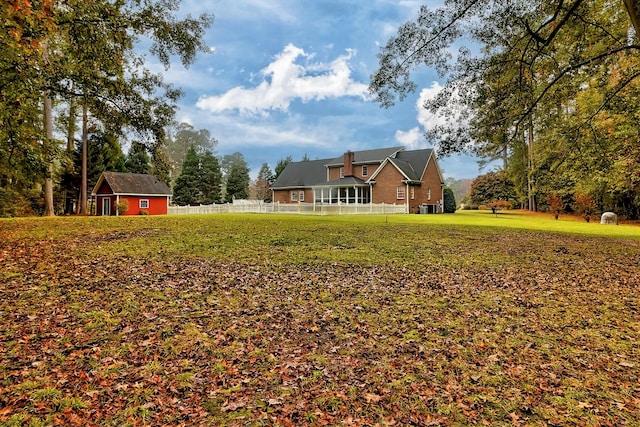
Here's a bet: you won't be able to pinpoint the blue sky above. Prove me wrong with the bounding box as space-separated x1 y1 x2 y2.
152 0 486 180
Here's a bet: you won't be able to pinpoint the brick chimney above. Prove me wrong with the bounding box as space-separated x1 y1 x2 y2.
343 151 354 177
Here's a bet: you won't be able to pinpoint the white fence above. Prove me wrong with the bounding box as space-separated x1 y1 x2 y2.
167 202 407 215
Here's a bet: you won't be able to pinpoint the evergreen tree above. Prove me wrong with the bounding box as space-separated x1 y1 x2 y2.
173 146 200 206
274 156 293 179
125 141 151 174
150 143 171 185
199 151 222 204
443 188 457 213
223 152 250 202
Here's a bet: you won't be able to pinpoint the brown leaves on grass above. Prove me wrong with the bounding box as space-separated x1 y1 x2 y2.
1 219 639 425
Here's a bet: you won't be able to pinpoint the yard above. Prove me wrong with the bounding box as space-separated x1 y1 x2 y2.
1 211 639 426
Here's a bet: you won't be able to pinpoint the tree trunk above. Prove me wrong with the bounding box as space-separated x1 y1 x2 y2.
43 95 55 216
67 96 76 153
527 118 536 212
79 103 88 215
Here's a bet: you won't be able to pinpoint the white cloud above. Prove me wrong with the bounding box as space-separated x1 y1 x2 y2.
416 81 450 130
394 127 423 150
196 44 369 115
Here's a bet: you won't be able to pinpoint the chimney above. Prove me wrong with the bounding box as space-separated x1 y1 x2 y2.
343 151 354 177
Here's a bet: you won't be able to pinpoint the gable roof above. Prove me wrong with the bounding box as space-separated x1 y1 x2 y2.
92 172 171 196
368 148 442 183
324 146 404 166
271 158 331 189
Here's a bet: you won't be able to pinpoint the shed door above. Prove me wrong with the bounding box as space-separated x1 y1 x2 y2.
102 197 111 216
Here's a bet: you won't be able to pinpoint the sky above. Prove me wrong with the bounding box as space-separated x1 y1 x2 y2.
151 0 488 180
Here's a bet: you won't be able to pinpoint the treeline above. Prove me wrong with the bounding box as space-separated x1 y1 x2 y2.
370 1 640 219
0 0 212 216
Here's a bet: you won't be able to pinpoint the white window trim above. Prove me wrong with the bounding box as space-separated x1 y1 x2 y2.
299 191 304 202
290 191 298 201
139 199 149 209
339 167 344 179
428 188 432 201
410 187 415 200
396 186 405 200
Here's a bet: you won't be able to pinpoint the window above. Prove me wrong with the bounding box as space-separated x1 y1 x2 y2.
396 186 405 200
299 191 304 202
339 167 344 178
139 199 149 209
362 165 368 176
290 191 298 201
410 187 415 200
427 188 432 200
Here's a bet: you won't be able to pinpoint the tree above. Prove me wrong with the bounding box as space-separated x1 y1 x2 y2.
1 0 213 215
443 187 457 213
249 163 274 201
173 146 200 206
125 141 151 174
274 156 293 179
223 152 250 202
574 192 597 222
165 122 218 178
469 171 517 207
199 151 222 204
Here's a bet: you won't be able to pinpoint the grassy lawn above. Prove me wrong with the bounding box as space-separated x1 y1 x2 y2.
1 211 639 426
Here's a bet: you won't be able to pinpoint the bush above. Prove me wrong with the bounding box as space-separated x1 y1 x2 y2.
139 209 149 215
546 194 562 219
574 192 596 222
115 200 129 216
443 187 457 213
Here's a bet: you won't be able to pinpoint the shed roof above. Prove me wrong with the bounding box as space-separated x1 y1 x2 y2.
92 172 172 196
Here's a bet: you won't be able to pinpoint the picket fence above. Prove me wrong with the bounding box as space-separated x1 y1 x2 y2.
167 202 407 215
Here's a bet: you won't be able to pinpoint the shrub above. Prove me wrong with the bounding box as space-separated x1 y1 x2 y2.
115 200 129 216
546 194 562 219
488 200 512 215
443 188 457 213
139 209 149 216
574 192 596 222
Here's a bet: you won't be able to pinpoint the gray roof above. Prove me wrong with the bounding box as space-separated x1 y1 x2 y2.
325 146 404 166
271 158 330 188
393 149 434 182
272 147 439 190
92 172 172 196
318 176 367 187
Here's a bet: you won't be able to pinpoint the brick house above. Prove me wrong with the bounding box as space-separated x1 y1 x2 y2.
92 172 172 215
271 147 444 213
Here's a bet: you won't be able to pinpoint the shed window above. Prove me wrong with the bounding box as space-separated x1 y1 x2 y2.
140 199 149 209
362 165 368 176
410 187 415 200
290 191 298 201
299 191 304 202
339 167 344 178
427 188 432 200
396 187 405 200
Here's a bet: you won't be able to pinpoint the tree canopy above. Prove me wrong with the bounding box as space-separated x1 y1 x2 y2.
1 0 212 215
371 0 640 218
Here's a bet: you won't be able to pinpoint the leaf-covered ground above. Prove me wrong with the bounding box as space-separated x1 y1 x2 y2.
1 214 639 426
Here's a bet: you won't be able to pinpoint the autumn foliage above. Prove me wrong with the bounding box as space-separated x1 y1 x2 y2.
1 215 639 425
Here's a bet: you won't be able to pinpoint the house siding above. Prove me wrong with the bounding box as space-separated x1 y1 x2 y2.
412 156 444 213
121 195 169 215
371 165 407 205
